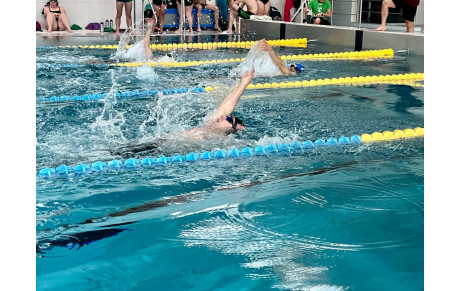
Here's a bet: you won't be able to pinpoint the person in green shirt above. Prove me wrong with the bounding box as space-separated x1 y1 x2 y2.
304 0 332 25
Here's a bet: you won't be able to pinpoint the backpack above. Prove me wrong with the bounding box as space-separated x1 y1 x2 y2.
269 7 282 21
85 22 101 30
36 21 42 31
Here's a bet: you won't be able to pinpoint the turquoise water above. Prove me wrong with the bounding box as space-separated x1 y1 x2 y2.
36 34 424 290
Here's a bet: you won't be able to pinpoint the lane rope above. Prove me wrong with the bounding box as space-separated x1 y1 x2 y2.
37 72 424 103
36 38 308 51
37 127 424 180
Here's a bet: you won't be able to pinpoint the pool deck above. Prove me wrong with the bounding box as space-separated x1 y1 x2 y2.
36 19 424 56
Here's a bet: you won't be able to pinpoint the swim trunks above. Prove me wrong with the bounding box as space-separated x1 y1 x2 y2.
237 8 254 19
152 0 171 5
177 0 194 6
393 0 418 22
311 17 331 25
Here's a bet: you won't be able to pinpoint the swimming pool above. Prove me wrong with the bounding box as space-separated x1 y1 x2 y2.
36 33 424 290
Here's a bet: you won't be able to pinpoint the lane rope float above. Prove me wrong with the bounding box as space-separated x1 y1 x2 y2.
37 72 424 103
36 38 308 51
37 127 424 180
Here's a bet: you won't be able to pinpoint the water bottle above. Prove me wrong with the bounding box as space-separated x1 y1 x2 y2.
110 19 113 28
100 21 104 32
105 20 109 28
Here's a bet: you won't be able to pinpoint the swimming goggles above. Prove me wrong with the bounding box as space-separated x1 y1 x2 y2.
226 115 244 131
290 64 301 72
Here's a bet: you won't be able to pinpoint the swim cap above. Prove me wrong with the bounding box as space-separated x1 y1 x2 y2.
295 63 305 73
144 9 153 19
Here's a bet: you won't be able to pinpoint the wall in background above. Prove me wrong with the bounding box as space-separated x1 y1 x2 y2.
36 0 423 31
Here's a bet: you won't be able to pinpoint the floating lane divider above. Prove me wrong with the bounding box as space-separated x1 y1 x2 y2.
106 48 395 68
36 48 395 70
244 72 424 90
36 73 424 103
36 38 308 51
37 86 206 102
37 127 424 180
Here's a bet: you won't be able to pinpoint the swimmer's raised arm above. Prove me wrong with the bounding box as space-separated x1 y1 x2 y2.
143 18 155 59
258 38 291 75
208 69 254 120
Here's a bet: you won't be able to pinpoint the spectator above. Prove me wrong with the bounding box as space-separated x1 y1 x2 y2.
42 0 73 33
226 0 258 33
303 0 332 25
374 0 420 32
115 0 133 35
256 0 271 16
150 0 168 34
176 0 195 34
193 0 222 32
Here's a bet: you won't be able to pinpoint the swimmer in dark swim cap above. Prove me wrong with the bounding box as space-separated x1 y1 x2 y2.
111 69 254 157
257 38 306 75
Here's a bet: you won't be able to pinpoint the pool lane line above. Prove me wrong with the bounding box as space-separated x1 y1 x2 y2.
36 49 395 69
36 72 424 103
36 127 424 180
35 38 308 51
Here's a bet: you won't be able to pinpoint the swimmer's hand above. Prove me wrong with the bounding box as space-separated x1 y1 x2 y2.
258 38 273 52
146 18 154 27
241 69 255 86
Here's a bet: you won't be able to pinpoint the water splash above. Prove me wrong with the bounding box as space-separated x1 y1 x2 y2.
230 41 283 78
112 18 153 61
89 70 127 141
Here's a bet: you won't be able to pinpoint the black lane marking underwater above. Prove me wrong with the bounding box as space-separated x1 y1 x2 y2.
37 153 420 254
36 160 359 255
36 228 127 255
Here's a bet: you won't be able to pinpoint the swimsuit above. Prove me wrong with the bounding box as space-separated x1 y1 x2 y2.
152 0 169 6
177 0 194 6
259 0 269 4
237 8 254 19
116 0 133 2
393 0 418 22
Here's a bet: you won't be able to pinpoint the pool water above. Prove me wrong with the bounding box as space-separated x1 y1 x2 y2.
36 33 424 290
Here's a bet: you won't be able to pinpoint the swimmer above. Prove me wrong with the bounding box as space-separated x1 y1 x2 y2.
112 69 255 158
257 38 305 75
143 18 157 59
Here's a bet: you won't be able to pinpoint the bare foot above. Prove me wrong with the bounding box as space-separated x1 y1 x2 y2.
225 29 232 34
374 25 386 31
67 29 73 33
197 28 201 32
189 29 194 34
174 30 181 35
214 26 222 32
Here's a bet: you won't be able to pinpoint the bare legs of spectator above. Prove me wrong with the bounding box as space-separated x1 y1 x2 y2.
116 1 133 35
45 10 72 33
196 4 222 32
374 0 395 31
176 2 194 34
153 3 167 33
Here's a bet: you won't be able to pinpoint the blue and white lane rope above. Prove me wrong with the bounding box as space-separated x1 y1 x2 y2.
36 127 424 180
37 87 207 102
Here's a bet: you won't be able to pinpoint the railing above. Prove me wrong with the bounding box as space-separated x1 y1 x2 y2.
289 0 418 31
